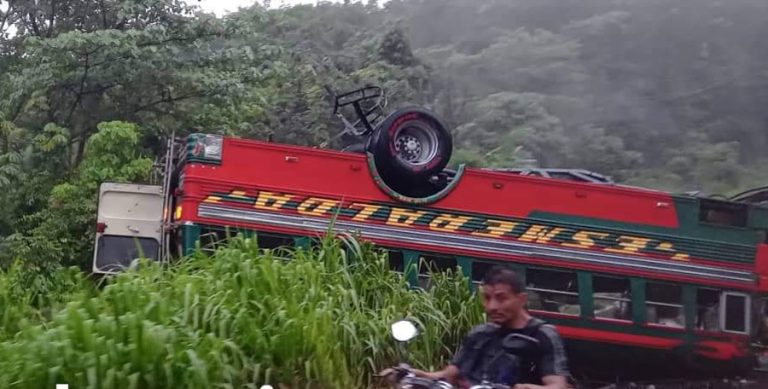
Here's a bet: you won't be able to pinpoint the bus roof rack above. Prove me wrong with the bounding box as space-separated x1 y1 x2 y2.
485 168 615 184
730 185 768 206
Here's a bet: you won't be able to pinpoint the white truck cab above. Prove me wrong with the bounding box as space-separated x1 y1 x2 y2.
92 182 164 273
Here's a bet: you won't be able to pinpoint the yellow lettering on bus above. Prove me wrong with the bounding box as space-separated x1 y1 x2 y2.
254 191 293 210
655 241 690 261
297 197 339 217
203 195 222 203
519 225 566 243
471 219 518 238
229 190 249 199
387 208 426 227
428 214 471 232
604 235 652 254
562 231 610 249
349 203 383 221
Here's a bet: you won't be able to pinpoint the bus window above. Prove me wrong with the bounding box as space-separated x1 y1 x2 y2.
256 233 295 250
387 250 404 273
471 261 519 285
758 298 768 344
696 288 720 331
646 282 684 328
199 227 233 253
721 292 750 334
418 254 457 289
472 261 493 285
593 275 631 321
526 268 580 316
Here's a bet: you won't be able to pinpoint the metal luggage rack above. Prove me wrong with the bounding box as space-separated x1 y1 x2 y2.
485 168 615 184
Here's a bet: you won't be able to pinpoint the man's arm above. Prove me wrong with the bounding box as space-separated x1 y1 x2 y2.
377 364 461 386
412 365 461 383
516 324 570 389
411 327 480 385
514 375 567 389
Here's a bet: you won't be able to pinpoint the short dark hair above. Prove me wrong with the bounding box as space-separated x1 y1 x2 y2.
482 266 526 294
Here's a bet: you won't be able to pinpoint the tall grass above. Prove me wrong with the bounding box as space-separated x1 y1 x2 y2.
0 233 484 388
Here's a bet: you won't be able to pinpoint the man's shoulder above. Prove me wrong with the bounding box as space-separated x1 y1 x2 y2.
534 321 563 340
523 318 566 349
467 323 500 336
462 323 500 344
525 317 558 334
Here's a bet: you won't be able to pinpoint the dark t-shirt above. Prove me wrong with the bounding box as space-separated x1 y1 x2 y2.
450 318 570 387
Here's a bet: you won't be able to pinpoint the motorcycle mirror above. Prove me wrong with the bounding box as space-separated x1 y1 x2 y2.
502 333 539 352
391 320 418 342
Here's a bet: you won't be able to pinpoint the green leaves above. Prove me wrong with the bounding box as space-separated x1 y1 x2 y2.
0 235 481 388
5 121 152 268
5 0 284 152
35 123 70 153
452 92 566 168
0 1 289 267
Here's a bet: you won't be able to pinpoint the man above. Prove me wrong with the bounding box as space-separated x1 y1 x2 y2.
402 266 571 389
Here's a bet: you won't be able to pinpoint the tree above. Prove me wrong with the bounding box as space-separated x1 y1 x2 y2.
4 121 152 268
3 0 286 164
454 92 567 168
565 125 644 181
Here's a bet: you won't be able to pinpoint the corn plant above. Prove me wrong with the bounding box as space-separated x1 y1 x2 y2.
0 233 484 388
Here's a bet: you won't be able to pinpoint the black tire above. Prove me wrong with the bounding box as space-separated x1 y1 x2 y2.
369 107 452 180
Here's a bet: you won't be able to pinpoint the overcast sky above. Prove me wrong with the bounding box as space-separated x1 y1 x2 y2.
196 0 341 15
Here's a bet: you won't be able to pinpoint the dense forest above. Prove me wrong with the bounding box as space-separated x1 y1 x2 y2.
0 0 767 268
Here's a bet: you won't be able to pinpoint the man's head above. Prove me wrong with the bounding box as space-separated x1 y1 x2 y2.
481 266 528 327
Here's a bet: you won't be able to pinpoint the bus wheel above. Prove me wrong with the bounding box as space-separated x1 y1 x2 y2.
369 107 452 180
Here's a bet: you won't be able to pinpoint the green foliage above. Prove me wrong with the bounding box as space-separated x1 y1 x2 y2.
566 125 644 182
0 261 89 340
4 121 152 268
4 0 285 163
454 92 565 168
396 0 765 189
77 121 154 187
378 27 418 67
0 235 482 388
0 118 27 188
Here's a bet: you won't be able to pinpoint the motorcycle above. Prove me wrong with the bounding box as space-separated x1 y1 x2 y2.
381 319 539 389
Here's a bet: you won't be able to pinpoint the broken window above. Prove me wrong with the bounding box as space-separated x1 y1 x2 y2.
757 298 768 343
696 288 720 331
646 282 684 328
471 261 519 286
255 232 294 251
471 261 494 286
723 293 749 334
386 249 404 273
526 268 580 316
199 227 231 253
699 199 748 227
417 254 457 289
593 275 632 320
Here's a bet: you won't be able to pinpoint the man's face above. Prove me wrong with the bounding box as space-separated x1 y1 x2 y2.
481 283 527 326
